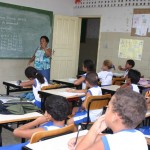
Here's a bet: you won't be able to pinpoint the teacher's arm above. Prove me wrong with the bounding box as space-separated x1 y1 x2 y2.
28 54 35 66
44 48 52 57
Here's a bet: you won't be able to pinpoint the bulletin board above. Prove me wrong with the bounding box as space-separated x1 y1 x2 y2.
131 8 150 37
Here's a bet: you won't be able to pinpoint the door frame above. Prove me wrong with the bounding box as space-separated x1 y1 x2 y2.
77 16 101 73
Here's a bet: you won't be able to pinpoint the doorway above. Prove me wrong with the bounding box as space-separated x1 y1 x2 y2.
77 18 100 75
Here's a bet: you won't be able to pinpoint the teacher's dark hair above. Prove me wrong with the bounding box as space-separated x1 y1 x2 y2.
40 36 49 43
25 66 44 84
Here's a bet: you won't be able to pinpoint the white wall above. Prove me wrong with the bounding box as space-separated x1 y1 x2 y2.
74 6 150 77
0 0 74 15
0 0 74 94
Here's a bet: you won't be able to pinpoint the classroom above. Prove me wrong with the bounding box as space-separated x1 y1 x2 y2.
0 0 149 149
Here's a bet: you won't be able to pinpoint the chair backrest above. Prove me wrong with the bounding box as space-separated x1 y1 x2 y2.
30 124 75 144
112 78 125 85
85 94 111 111
82 94 111 129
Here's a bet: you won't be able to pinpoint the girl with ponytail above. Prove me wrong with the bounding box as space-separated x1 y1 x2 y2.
20 66 48 108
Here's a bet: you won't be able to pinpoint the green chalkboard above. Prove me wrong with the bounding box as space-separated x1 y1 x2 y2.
0 2 53 58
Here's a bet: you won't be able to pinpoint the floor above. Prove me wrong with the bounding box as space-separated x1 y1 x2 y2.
1 124 21 146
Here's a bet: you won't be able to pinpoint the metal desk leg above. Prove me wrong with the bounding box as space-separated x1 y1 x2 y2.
0 125 2 146
6 85 10 95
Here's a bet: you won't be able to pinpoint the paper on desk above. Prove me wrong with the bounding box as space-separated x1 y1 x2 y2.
59 92 85 97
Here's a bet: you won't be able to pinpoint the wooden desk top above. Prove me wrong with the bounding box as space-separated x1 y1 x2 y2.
0 112 42 124
25 130 88 150
101 85 120 91
39 88 85 99
53 78 77 84
3 80 32 89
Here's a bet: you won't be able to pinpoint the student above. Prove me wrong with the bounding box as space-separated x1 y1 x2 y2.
20 66 48 108
98 60 114 86
68 88 148 150
74 59 95 91
118 59 135 77
67 72 102 131
28 36 52 82
121 69 141 93
0 95 69 150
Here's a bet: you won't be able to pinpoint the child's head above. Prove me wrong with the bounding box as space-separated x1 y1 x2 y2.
25 66 44 84
105 88 147 130
82 59 95 72
45 95 69 121
127 69 141 84
125 59 135 69
85 72 99 87
102 60 114 71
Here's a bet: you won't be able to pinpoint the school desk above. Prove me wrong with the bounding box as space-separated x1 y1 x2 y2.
23 129 88 150
0 112 42 146
38 88 85 111
101 85 120 95
52 78 77 88
3 80 32 95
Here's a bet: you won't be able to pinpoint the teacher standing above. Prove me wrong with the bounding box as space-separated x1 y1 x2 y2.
28 36 51 82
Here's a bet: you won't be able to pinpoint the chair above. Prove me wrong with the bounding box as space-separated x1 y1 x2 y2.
30 124 75 144
112 77 125 85
81 94 111 129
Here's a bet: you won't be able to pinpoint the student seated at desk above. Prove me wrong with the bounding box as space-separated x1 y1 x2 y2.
0 95 69 150
67 72 102 131
118 59 135 77
68 88 148 150
97 60 115 86
121 69 141 93
20 66 48 108
74 59 95 92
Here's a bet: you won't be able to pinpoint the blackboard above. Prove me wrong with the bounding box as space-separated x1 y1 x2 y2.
0 2 53 58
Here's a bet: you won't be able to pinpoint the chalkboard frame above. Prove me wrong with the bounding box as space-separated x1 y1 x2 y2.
0 2 53 59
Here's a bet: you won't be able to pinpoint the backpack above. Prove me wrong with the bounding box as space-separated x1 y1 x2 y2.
0 98 40 115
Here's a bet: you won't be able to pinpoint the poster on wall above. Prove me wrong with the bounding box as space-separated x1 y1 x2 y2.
118 38 144 61
132 14 150 36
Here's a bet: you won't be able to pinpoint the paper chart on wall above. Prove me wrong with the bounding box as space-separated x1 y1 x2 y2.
118 38 143 61
132 14 150 36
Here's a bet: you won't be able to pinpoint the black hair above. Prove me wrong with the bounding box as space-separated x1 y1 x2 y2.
83 59 95 72
25 66 44 84
128 69 141 84
45 95 69 121
85 72 98 86
112 88 147 128
40 36 49 43
126 59 135 68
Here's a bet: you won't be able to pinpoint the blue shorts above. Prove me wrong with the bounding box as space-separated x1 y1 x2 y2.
34 100 41 108
37 68 50 83
73 110 91 125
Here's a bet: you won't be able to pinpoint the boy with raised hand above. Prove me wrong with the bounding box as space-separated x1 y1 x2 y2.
118 59 135 77
68 88 148 150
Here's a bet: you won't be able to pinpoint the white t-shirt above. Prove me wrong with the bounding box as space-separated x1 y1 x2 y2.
33 77 48 101
102 129 148 150
131 84 140 93
82 73 87 89
98 71 113 86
